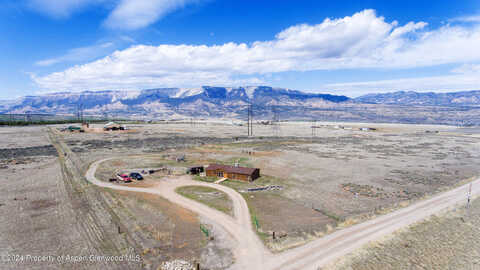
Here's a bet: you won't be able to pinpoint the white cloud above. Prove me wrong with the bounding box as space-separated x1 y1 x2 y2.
119 35 136 43
26 0 107 18
104 0 199 30
26 0 200 29
452 63 480 74
32 9 480 92
450 15 480 23
35 42 115 66
388 21 428 39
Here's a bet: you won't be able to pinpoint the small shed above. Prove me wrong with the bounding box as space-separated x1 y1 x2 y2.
188 166 204 175
359 127 377 131
67 126 82 132
205 164 260 182
104 122 124 131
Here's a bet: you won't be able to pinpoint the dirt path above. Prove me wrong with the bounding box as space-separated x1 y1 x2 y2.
85 158 269 269
265 179 480 270
86 158 480 270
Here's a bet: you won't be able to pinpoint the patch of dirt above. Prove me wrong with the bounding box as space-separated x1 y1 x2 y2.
29 199 58 210
0 145 57 159
76 136 233 152
105 189 211 269
176 186 233 216
331 197 480 270
245 192 336 251
342 183 386 198
0 157 39 168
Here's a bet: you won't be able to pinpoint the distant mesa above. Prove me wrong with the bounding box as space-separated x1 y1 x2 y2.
354 90 480 106
2 87 480 125
0 86 350 116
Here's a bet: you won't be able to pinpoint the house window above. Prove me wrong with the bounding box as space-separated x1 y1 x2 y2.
217 171 224 177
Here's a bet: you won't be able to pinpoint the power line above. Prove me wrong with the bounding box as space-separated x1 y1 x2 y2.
272 106 280 136
247 104 253 136
311 119 317 137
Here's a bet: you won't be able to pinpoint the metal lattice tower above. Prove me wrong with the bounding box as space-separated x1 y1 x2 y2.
311 119 317 137
272 106 280 137
247 104 253 136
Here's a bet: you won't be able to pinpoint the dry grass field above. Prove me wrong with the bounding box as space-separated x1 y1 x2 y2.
74 121 480 252
176 186 234 216
328 197 480 270
2 121 480 268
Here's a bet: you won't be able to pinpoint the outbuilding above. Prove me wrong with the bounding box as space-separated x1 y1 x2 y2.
104 122 124 131
205 164 260 182
188 166 204 175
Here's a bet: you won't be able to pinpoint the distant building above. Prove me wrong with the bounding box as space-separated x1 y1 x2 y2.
104 122 124 131
205 164 260 182
63 125 83 132
359 127 377 131
188 166 204 175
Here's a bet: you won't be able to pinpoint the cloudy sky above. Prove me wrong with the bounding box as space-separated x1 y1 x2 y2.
2 0 480 99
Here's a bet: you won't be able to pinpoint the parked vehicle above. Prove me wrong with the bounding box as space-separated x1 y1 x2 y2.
129 172 143 180
116 174 132 183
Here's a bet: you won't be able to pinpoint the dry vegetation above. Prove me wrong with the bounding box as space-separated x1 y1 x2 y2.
329 197 480 270
176 186 233 216
99 188 211 269
68 122 480 252
3 121 480 268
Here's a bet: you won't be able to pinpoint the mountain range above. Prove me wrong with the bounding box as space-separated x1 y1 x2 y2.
355 90 480 106
1 86 349 118
2 86 480 125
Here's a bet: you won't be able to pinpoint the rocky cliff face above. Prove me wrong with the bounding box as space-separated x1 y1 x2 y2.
4 87 480 125
2 86 349 118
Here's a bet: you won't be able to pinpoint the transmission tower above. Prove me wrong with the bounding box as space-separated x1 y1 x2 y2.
247 104 253 136
311 119 317 137
80 104 84 123
76 104 84 122
272 106 280 136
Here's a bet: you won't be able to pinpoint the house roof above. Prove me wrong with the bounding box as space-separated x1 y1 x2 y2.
104 121 120 127
206 164 258 175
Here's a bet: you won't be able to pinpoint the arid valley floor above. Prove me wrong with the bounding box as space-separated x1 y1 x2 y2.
1 121 480 269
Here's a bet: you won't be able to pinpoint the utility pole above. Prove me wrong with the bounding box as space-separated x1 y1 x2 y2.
247 105 250 136
272 106 280 137
311 119 317 137
247 104 253 136
75 103 84 123
467 183 472 208
80 104 84 123
25 112 32 124
466 182 472 219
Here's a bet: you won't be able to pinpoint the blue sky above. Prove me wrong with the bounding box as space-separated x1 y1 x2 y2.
2 0 480 99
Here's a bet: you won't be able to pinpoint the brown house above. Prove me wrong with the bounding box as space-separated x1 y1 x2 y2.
206 164 260 182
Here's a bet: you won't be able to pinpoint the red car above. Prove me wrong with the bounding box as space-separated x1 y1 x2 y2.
116 174 132 183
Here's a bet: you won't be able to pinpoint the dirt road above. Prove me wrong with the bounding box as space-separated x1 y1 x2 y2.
265 179 480 270
86 158 479 270
85 158 269 270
